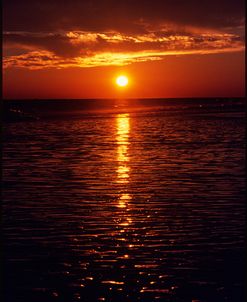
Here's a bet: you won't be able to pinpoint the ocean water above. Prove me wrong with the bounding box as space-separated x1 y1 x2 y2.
2 99 246 302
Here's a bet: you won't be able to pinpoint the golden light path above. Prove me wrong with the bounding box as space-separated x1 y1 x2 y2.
116 113 130 182
116 113 132 218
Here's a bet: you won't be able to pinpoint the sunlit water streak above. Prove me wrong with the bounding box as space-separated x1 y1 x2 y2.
116 113 130 184
2 106 245 302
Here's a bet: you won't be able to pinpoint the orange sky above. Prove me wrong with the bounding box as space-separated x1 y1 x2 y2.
3 0 245 99
3 52 245 99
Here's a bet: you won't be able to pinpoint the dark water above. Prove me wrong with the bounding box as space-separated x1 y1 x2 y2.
2 99 246 302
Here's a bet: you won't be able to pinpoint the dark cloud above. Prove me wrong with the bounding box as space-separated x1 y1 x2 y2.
3 0 245 33
3 32 83 57
3 1 244 69
3 30 244 59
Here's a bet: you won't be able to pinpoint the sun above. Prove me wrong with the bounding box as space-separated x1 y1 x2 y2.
116 75 128 87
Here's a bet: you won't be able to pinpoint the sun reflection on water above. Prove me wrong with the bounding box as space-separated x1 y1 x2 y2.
117 193 131 208
116 113 130 185
115 113 132 235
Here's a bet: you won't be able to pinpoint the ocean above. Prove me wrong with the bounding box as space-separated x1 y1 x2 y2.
2 98 246 302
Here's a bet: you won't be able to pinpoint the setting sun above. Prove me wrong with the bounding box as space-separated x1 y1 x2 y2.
116 75 128 87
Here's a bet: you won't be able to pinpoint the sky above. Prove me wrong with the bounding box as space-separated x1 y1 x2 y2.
3 0 245 99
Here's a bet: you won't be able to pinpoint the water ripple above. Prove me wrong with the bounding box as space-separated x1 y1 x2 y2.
2 110 245 302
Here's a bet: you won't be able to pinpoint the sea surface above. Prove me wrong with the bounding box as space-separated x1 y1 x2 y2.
2 98 246 302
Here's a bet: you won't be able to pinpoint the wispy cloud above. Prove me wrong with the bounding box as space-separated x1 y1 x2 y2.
3 28 245 69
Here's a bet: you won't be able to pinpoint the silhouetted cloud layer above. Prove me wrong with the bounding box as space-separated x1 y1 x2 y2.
3 0 245 69
3 0 245 32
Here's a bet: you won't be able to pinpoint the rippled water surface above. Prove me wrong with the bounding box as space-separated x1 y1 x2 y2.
2 102 246 302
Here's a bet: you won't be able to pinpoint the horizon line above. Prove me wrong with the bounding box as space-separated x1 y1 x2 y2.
2 96 246 101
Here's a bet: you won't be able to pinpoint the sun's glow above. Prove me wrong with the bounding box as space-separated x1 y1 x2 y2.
116 75 128 87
